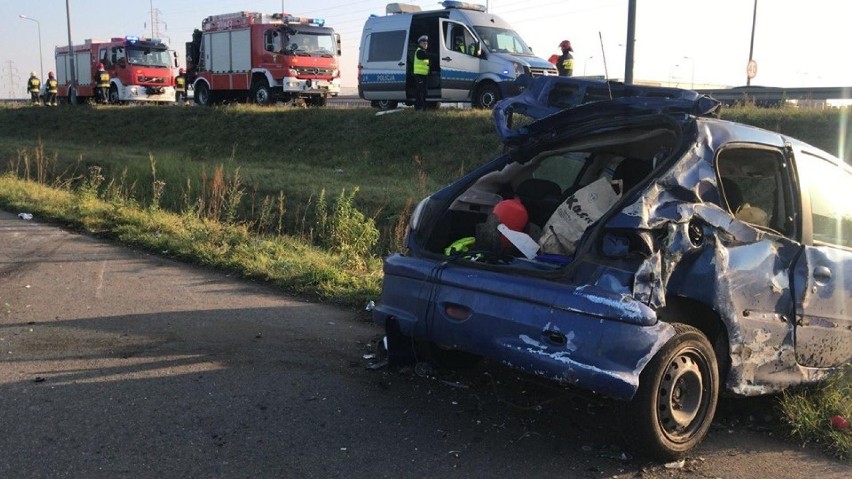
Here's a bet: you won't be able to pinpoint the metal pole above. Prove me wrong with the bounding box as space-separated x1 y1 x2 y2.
624 0 636 85
747 0 757 86
19 15 44 82
65 0 77 102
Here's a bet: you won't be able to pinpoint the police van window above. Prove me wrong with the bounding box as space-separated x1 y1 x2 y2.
368 30 406 62
444 23 477 56
797 152 852 248
717 147 795 237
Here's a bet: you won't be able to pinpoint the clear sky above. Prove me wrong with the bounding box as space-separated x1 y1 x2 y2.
2 0 850 98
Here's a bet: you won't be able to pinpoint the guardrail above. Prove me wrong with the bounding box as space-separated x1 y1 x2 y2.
695 86 852 105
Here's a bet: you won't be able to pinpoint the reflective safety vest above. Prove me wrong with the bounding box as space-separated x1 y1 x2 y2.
97 71 110 88
562 58 574 73
46 78 58 94
413 48 429 76
28 78 41 93
175 75 186 92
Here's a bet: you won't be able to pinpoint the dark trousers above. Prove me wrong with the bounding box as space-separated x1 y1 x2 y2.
414 74 427 110
30 92 40 104
96 87 109 103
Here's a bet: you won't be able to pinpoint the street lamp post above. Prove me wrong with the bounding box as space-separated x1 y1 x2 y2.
583 56 594 77
18 15 44 82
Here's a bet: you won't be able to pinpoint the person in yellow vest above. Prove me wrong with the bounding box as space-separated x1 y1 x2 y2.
175 68 188 104
556 40 574 77
26 71 41 105
413 35 436 111
44 72 59 106
94 63 110 104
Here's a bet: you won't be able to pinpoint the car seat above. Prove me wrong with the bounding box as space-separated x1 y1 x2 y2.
611 158 652 195
515 178 563 227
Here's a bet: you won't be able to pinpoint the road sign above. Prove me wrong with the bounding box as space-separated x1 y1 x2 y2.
747 60 758 80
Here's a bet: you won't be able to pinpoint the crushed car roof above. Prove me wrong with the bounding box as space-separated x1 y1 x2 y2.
493 75 722 145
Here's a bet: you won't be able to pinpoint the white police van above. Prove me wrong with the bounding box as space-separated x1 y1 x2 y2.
358 1 558 110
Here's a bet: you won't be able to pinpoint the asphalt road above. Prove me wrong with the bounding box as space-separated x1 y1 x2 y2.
0 210 848 478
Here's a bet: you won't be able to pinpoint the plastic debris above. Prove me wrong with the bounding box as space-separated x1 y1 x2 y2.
830 415 850 430
365 300 375 312
17 213 33 220
664 459 686 469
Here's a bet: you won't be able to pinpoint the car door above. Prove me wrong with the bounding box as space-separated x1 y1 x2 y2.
359 27 410 101
438 19 480 101
790 149 852 368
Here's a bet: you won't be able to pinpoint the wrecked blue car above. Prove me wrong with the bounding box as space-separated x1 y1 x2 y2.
372 76 852 459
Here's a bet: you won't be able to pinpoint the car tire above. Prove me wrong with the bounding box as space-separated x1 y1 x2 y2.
195 82 215 106
473 83 501 109
627 323 719 460
251 80 272 106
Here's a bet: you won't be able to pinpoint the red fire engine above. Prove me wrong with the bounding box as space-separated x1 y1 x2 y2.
186 11 341 106
55 36 177 104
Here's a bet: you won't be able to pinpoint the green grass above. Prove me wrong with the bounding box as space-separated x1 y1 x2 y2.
0 102 850 458
0 103 501 252
780 365 852 459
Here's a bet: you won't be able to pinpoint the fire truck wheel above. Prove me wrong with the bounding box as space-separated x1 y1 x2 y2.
195 83 215 106
108 85 120 104
251 80 272 106
307 96 327 107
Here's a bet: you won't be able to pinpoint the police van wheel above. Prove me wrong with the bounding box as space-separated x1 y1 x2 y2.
374 100 398 111
473 83 501 109
251 81 272 106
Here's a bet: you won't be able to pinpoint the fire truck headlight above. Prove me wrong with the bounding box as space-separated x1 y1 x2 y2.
332 70 340 78
130 86 138 95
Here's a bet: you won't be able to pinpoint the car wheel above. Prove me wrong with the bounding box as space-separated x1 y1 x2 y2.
374 99 399 111
473 83 501 109
628 323 719 460
251 80 272 106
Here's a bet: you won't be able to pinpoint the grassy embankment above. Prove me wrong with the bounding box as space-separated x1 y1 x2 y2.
0 102 849 458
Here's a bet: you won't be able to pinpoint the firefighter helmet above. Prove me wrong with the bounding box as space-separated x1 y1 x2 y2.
30 71 37 77
48 71 55 78
559 40 573 51
179 68 185 74
98 63 105 70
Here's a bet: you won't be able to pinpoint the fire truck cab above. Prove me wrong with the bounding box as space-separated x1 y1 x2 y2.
187 11 342 106
55 36 177 104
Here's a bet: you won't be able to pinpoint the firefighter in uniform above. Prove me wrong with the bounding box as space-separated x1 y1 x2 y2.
413 35 434 111
174 68 187 104
95 63 110 103
27 71 41 105
45 72 59 106
556 40 574 77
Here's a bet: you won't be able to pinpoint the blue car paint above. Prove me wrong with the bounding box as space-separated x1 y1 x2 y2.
374 254 674 400
375 75 851 403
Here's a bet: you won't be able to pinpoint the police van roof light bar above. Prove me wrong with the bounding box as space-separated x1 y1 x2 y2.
441 1 487 12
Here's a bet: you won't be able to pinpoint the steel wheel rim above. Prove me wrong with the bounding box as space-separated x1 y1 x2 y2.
657 347 709 441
